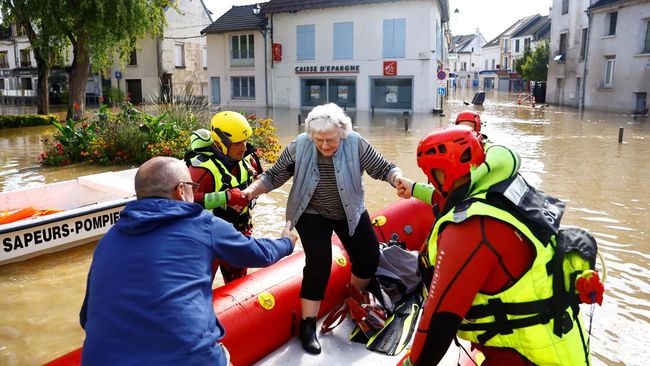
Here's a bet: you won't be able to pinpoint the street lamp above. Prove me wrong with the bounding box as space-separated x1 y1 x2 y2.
253 4 261 15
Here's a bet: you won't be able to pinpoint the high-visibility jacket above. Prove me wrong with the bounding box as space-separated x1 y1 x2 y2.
427 176 591 365
191 155 255 232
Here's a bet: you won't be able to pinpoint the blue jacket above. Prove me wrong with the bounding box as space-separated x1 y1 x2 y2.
80 198 293 366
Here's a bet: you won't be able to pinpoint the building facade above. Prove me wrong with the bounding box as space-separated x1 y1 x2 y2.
0 24 39 103
547 0 649 113
449 30 486 89
204 0 450 113
108 0 212 104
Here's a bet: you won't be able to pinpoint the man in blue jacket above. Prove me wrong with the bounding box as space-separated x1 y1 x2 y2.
79 157 297 366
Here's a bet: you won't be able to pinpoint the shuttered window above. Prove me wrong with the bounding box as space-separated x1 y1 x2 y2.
297 24 315 60
383 18 406 58
333 22 353 60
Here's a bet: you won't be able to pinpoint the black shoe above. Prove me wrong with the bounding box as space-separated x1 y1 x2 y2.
299 317 321 354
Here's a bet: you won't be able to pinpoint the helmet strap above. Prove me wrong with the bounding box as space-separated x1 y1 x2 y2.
214 128 232 148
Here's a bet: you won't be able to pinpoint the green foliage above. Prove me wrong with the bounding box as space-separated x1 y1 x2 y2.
40 104 284 167
106 87 125 106
515 48 532 75
246 113 282 164
0 114 58 128
521 41 550 82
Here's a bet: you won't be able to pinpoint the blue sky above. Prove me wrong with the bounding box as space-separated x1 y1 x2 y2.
204 0 553 42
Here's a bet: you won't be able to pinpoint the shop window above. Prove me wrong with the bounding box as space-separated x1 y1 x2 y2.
383 18 405 58
301 78 356 108
297 25 315 60
370 78 412 110
232 76 255 99
20 77 32 90
333 22 353 60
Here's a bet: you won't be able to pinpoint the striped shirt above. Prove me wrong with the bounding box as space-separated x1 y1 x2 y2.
262 135 399 220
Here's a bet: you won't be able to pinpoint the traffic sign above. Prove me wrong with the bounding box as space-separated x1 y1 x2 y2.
437 70 447 80
114 71 122 80
437 87 446 95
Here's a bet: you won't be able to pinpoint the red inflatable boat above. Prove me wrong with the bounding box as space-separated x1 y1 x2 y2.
45 198 437 366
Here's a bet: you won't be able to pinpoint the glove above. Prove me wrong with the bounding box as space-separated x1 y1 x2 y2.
227 188 249 208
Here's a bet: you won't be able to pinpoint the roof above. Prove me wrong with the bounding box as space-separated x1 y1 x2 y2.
261 0 450 21
450 34 475 53
481 14 543 48
202 4 266 34
512 15 550 40
588 0 625 11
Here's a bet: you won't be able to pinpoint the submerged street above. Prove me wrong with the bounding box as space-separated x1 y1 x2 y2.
1 89 649 365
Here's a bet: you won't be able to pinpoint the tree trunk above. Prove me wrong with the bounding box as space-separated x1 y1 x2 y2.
67 35 90 121
34 54 50 115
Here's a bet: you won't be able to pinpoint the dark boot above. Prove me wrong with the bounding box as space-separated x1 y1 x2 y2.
299 317 321 354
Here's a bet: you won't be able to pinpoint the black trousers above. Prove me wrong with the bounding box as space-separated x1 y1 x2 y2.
295 211 380 301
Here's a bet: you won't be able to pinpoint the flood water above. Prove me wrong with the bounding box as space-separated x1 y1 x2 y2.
1 90 649 365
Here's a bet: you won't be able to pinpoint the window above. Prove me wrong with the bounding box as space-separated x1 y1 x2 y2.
383 18 406 58
20 77 32 90
231 76 255 99
297 25 315 60
524 38 531 52
0 79 4 89
370 77 412 109
491 59 495 69
603 56 615 87
231 34 254 66
558 33 567 61
515 39 520 53
175 43 185 67
19 49 31 67
16 26 26 37
485 60 488 69
642 20 650 53
606 12 617 36
333 22 353 60
0 51 8 68
128 48 137 66
561 0 569 15
461 62 467 71
202 46 208 69
580 28 588 60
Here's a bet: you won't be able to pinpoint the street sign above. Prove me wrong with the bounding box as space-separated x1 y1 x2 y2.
437 87 446 95
437 70 447 80
114 71 122 80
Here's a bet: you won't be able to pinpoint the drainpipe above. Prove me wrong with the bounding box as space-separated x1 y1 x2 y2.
156 35 163 101
579 9 592 113
260 25 269 108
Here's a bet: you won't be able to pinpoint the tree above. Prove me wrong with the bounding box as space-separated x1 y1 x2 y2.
515 47 532 76
520 41 550 82
47 0 171 120
1 0 67 114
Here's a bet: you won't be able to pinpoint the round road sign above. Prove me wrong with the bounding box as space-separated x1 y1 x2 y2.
437 70 447 80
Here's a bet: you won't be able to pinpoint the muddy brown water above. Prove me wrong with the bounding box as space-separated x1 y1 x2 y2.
1 90 648 365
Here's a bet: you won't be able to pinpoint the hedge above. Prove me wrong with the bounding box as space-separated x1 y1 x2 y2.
0 114 59 129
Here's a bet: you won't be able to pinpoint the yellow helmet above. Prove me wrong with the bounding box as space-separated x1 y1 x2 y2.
210 111 253 154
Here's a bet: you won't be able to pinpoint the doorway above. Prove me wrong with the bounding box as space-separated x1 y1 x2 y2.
126 79 143 104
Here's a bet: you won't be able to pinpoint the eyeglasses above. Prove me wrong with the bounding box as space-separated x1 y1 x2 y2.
178 181 200 192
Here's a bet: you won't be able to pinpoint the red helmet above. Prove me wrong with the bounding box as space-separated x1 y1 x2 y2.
454 111 482 132
416 125 485 197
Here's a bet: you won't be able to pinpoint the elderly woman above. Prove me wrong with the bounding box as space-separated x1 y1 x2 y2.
243 103 405 354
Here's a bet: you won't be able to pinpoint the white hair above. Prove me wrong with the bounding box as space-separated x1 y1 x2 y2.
305 103 352 139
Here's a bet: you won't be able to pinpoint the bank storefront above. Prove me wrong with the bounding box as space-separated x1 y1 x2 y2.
295 64 413 111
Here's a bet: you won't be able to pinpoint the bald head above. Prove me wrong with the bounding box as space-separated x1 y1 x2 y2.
134 157 191 199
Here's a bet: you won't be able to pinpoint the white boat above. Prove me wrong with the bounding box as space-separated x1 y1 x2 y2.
0 168 137 266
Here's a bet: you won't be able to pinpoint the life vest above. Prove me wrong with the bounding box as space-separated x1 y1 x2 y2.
427 175 597 365
190 154 255 232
